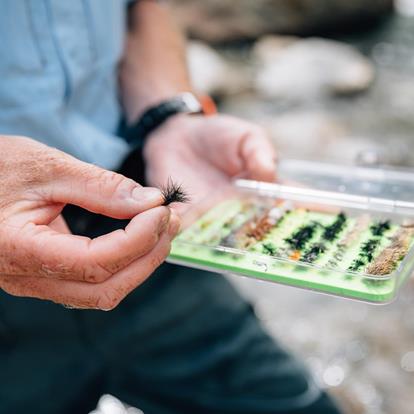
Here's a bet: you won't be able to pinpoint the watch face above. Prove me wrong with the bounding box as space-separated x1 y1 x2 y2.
179 92 203 113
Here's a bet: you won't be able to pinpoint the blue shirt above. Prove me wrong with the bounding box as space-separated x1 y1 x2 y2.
0 0 133 170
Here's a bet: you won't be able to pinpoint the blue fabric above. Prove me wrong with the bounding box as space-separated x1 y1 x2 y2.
0 0 133 170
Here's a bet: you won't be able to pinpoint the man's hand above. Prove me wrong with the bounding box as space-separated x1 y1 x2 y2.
144 114 277 211
0 136 180 310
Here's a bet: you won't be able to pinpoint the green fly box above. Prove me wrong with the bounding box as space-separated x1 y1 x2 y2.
168 160 414 304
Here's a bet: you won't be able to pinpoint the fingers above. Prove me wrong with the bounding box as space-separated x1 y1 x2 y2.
0 136 183 310
46 157 164 219
240 127 277 183
48 216 71 233
2 137 163 219
86 206 172 279
197 115 277 183
11 206 173 283
0 230 175 310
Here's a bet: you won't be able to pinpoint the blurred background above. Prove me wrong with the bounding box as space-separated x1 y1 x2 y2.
94 1 414 413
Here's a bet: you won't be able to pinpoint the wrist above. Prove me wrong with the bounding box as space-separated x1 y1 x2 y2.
122 93 213 147
143 113 198 161
125 88 190 125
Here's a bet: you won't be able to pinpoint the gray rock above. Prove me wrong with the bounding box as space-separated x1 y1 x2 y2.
187 41 249 96
262 110 377 162
253 37 375 99
170 0 394 43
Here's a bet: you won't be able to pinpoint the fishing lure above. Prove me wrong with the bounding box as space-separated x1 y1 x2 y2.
367 227 414 275
322 212 347 241
370 220 391 237
285 222 318 250
220 202 288 249
361 238 381 262
325 215 370 269
348 237 381 272
262 242 278 256
160 179 190 206
338 215 370 248
302 243 327 263
348 258 367 273
219 203 269 248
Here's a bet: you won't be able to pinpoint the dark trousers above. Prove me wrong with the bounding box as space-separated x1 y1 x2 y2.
0 149 341 414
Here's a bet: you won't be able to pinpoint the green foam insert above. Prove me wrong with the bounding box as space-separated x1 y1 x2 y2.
169 198 414 304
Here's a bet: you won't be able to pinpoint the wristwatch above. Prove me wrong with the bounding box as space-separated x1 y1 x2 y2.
122 93 215 146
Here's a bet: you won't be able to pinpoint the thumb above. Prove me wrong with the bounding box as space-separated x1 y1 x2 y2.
240 130 277 183
46 158 164 219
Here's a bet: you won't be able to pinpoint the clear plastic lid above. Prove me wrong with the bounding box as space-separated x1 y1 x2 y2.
168 160 414 304
278 159 414 202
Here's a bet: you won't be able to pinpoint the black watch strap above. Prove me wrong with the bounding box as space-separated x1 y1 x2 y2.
122 93 203 146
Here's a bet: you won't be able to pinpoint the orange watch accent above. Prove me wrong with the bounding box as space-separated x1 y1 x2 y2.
199 95 217 116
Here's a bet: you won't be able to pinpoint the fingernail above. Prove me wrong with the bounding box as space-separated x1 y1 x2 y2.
133 187 163 204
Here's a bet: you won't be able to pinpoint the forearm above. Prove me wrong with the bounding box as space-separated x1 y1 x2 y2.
120 0 192 123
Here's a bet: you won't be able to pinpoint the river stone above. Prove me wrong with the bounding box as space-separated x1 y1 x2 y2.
170 0 394 43
262 111 378 162
253 37 375 99
187 41 249 96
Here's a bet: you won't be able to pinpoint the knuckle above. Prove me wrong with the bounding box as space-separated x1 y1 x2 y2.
152 230 161 247
92 253 129 279
141 231 160 253
81 241 115 283
150 245 171 269
84 167 107 192
80 168 104 194
96 288 122 311
82 264 112 283
96 170 131 199
100 169 124 187
81 251 114 283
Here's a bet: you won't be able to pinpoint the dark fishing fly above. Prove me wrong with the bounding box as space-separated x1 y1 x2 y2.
262 242 278 256
370 220 391 237
322 212 347 241
160 179 190 206
348 237 381 272
285 222 318 250
302 243 327 263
